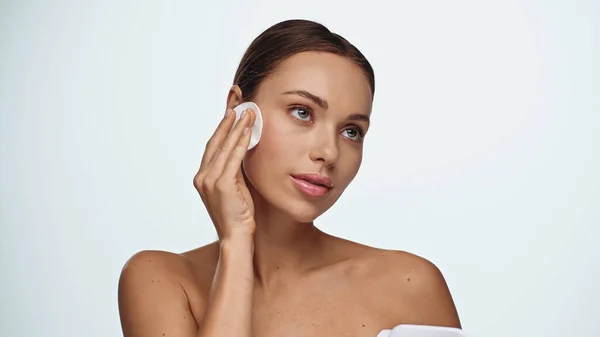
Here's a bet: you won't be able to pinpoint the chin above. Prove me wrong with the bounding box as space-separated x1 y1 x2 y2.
254 185 330 223
243 165 335 223
271 185 338 223
285 202 326 223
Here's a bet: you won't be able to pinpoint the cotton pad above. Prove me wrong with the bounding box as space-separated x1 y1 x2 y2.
232 102 263 150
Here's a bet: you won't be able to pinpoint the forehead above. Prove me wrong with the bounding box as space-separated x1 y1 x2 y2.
257 52 373 113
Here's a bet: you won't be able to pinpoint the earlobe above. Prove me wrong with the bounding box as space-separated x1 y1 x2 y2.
226 85 244 110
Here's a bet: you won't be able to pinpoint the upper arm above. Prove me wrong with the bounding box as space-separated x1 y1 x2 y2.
393 253 462 329
118 250 199 337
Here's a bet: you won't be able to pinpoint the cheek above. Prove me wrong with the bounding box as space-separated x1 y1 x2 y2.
257 118 292 155
243 117 296 177
340 150 363 185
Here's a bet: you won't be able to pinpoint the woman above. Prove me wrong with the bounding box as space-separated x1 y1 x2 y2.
118 19 461 337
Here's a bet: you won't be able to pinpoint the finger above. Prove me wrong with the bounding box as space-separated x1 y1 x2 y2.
222 123 253 179
205 109 254 179
206 108 256 171
199 109 236 170
206 108 252 171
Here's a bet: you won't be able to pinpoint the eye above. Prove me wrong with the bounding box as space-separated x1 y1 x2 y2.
290 105 313 122
341 127 365 142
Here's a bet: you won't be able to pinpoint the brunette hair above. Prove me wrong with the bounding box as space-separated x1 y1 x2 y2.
233 19 375 100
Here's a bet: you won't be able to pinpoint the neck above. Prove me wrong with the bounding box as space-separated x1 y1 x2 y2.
250 192 325 290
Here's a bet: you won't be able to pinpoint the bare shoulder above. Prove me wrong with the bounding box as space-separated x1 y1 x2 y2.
373 249 448 289
120 249 193 279
118 243 220 337
360 247 462 328
324 235 461 328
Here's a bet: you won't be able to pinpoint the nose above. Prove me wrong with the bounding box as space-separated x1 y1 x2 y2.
308 128 339 168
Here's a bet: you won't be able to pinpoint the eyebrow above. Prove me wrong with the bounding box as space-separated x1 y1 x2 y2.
282 89 370 126
348 113 370 126
283 90 329 110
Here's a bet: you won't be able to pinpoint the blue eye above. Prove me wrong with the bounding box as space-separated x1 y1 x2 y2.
290 106 312 122
341 127 364 142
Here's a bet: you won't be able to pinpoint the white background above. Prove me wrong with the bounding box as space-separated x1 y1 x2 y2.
1 1 599 336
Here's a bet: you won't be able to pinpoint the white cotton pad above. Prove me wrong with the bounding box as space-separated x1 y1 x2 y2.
232 102 263 150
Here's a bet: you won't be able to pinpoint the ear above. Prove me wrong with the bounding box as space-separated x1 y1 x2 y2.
226 85 243 110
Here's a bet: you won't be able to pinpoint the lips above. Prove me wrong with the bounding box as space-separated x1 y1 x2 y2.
290 173 333 197
291 173 333 188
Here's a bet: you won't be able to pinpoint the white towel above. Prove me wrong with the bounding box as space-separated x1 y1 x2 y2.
376 324 470 337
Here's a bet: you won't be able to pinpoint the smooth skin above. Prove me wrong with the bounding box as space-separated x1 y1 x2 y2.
118 52 461 337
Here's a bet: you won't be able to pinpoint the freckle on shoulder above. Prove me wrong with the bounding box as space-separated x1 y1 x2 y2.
370 249 445 286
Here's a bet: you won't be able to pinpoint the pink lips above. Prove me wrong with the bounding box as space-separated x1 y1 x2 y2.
290 173 333 197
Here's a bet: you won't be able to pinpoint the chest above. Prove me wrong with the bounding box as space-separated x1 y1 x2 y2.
251 281 389 337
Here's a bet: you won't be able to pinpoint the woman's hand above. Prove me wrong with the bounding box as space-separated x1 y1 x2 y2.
193 108 257 239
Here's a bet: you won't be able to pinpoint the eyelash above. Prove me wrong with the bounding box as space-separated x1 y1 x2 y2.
288 104 366 143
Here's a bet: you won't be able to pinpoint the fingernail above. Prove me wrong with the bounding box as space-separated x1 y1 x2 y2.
244 127 250 135
240 110 247 119
224 109 231 117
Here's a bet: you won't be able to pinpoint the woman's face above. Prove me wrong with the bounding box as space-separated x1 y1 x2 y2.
242 51 373 222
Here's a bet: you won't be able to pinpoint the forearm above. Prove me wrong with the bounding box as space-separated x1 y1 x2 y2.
197 234 255 337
